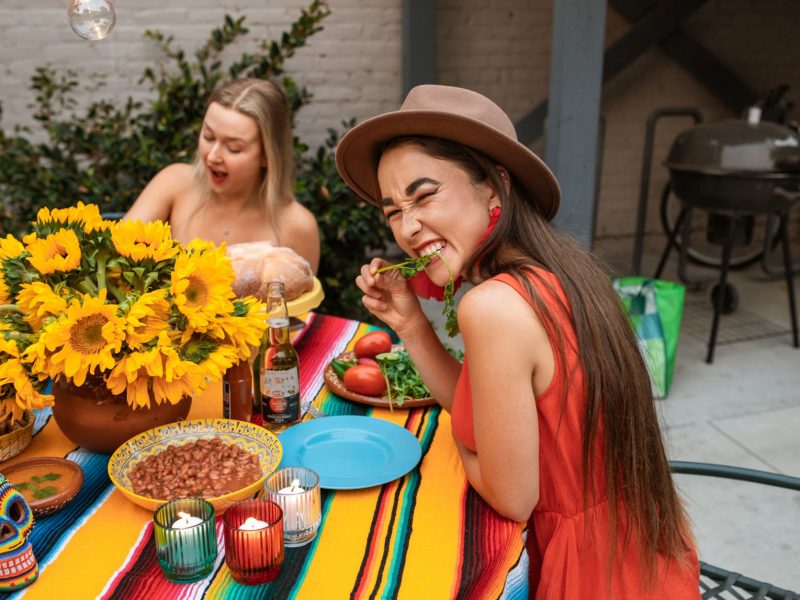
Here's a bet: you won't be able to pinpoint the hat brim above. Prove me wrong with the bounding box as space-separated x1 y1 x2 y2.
335 109 560 220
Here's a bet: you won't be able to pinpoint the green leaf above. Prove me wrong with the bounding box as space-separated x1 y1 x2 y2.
34 486 58 499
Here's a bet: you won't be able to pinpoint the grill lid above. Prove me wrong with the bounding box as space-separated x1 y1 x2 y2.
665 119 800 175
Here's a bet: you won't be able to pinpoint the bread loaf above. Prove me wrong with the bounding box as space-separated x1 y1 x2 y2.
226 241 314 301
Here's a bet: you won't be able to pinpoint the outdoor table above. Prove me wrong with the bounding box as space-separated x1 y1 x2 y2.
0 313 527 599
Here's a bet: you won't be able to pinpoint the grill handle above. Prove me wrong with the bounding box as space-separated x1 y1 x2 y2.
773 186 800 204
634 107 704 275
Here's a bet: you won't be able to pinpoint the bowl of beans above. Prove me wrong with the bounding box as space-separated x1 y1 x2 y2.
108 418 282 512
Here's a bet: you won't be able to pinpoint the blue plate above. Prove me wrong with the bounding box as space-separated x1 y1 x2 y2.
278 416 422 490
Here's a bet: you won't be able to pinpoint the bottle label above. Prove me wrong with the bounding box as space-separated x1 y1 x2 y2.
222 380 232 419
262 367 300 398
262 367 300 425
269 317 290 329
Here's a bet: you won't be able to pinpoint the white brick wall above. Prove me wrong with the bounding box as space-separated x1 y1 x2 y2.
0 0 403 149
1 0 798 244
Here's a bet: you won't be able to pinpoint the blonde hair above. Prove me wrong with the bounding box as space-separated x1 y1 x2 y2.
192 78 295 236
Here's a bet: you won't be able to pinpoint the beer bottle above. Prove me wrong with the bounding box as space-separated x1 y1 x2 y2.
261 281 301 426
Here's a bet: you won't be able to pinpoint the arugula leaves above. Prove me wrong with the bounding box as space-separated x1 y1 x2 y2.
376 253 459 337
376 350 431 408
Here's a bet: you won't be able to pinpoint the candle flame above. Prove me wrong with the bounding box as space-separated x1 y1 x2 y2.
290 478 301 491
177 511 191 520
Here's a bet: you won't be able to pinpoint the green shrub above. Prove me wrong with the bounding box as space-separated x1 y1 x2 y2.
0 1 389 322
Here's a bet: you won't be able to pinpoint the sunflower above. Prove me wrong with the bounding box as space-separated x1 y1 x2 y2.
171 241 235 330
0 235 27 305
26 229 82 275
197 343 240 381
106 346 164 408
0 338 53 424
181 337 239 382
16 282 69 329
149 332 209 404
0 235 25 260
123 290 171 349
35 201 108 234
214 297 267 360
111 220 179 263
40 289 125 386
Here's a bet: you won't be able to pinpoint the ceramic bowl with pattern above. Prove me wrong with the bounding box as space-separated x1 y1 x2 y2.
108 419 282 513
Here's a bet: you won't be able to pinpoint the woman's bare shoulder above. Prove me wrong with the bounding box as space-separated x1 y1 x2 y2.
126 163 197 222
458 279 545 341
278 200 320 273
281 200 319 234
155 163 195 190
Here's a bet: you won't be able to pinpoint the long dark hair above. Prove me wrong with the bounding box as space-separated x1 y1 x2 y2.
379 136 693 581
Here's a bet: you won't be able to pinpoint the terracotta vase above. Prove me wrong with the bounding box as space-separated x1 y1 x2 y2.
51 376 192 454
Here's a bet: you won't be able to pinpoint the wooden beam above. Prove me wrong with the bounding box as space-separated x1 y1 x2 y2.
660 29 757 112
402 0 437 94
612 0 757 111
517 0 710 146
545 0 607 246
603 0 708 82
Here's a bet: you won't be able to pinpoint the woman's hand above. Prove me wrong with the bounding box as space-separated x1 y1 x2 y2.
356 258 426 337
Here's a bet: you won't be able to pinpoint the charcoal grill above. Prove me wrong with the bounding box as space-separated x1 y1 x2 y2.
654 118 800 363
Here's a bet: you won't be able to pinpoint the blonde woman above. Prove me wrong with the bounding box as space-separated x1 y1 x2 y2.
125 78 320 272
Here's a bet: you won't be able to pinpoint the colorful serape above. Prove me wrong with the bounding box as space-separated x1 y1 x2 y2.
0 313 527 600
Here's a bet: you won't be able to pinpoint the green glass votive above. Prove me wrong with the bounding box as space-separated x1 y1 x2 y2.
153 498 217 583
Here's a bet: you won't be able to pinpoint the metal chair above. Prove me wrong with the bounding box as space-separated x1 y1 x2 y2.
670 461 800 599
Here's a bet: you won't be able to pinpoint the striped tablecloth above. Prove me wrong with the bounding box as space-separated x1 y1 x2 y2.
0 313 527 599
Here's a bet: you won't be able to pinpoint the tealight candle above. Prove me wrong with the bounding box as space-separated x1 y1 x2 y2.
277 479 305 531
223 499 284 585
239 517 269 531
265 467 321 547
153 498 217 583
173 511 203 529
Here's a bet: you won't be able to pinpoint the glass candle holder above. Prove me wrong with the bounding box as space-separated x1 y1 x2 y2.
223 499 284 585
265 467 321 547
153 498 217 583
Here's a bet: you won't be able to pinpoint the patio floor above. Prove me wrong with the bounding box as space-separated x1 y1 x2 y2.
421 240 800 592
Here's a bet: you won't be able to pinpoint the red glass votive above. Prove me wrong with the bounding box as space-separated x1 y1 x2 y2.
223 499 284 585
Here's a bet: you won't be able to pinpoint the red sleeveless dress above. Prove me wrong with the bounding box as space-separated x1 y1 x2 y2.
451 271 700 599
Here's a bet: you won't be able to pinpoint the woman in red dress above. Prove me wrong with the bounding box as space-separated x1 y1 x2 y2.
337 85 700 598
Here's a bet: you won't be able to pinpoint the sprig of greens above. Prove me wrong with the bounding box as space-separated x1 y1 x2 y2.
376 253 459 337
375 254 433 278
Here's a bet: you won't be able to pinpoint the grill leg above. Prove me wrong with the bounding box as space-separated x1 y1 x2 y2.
779 212 799 348
654 205 690 279
707 217 736 364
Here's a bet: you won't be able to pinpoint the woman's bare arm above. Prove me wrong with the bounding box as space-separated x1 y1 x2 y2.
455 280 548 522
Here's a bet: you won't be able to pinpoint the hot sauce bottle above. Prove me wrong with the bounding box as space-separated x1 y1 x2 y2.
260 281 301 427
223 359 254 422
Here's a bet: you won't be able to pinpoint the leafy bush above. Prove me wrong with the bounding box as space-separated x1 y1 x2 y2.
0 1 389 322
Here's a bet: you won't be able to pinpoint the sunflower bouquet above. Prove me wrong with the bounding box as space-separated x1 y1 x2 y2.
0 202 266 433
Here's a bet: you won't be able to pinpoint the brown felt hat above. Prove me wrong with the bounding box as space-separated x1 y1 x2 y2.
335 85 560 220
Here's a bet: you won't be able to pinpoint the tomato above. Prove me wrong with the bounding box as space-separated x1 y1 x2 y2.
357 357 379 367
343 365 387 396
354 331 392 358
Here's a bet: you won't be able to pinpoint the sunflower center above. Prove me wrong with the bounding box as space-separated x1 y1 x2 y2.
185 275 209 306
70 314 108 354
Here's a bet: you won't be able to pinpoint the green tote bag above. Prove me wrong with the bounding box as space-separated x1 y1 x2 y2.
612 277 686 399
